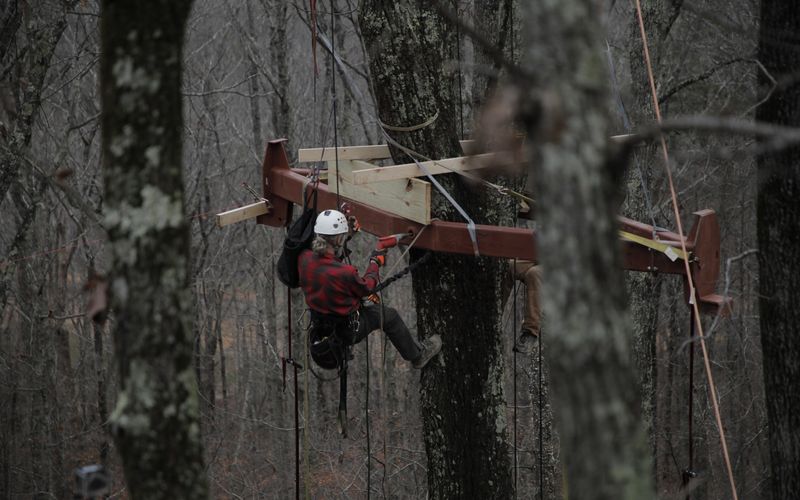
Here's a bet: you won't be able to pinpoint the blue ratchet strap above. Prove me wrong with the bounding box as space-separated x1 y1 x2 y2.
411 157 480 256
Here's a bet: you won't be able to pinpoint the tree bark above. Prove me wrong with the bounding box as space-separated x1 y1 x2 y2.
757 2 800 498
625 0 682 482
359 2 515 497
0 0 68 203
519 1 655 498
100 1 208 498
268 0 291 142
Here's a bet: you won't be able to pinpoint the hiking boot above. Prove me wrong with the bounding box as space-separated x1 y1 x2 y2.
513 329 539 354
412 334 442 369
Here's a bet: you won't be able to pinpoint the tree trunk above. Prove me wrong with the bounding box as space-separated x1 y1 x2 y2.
269 0 291 142
756 2 800 498
519 1 655 498
625 0 682 481
99 1 208 497
359 2 515 497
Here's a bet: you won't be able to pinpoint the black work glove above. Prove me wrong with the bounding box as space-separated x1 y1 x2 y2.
369 248 387 267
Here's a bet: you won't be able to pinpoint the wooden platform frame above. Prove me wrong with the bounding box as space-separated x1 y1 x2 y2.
218 139 728 315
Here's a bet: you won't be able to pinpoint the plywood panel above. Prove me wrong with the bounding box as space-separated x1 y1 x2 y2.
298 144 392 162
328 160 430 224
350 152 510 185
216 201 270 227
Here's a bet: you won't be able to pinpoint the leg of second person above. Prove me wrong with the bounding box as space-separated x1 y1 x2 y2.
513 260 542 336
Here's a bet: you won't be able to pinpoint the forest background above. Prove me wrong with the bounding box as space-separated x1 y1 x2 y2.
0 0 768 498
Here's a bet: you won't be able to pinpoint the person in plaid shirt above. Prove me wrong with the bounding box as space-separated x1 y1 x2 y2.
299 209 442 369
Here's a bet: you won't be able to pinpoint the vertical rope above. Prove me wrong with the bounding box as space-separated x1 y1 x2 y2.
303 320 311 500
330 0 340 207
512 261 518 498
633 2 738 498
685 309 696 500
288 289 300 500
365 319 371 499
537 330 543 500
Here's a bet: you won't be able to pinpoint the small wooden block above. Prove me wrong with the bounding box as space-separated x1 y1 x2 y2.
328 160 431 224
216 201 270 227
350 152 511 185
297 144 392 163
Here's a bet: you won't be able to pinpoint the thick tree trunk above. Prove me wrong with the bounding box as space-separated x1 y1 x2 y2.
756 2 800 498
519 1 655 498
625 0 681 483
100 1 208 498
359 2 515 498
0 1 67 203
269 0 291 142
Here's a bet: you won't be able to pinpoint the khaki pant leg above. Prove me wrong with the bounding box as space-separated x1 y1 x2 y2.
512 260 541 336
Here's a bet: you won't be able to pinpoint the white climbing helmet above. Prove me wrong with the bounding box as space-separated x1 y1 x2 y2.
314 209 349 235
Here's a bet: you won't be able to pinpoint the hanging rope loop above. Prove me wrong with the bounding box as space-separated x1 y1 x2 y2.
379 110 439 132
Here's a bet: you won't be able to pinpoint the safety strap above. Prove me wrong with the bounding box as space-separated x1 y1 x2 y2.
619 230 689 262
411 158 480 256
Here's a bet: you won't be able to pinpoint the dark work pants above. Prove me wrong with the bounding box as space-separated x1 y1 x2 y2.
351 304 422 361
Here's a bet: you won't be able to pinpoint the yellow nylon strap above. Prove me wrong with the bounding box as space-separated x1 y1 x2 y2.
619 230 689 262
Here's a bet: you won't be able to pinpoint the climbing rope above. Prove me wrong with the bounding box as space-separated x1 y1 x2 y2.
329 0 341 208
512 260 518 498
303 315 311 500
684 309 696 495
369 251 432 295
379 110 439 132
308 17 535 207
633 2 738 498
537 326 543 500
365 307 372 499
286 290 301 500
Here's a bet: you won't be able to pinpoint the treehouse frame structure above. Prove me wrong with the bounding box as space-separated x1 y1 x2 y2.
218 139 729 315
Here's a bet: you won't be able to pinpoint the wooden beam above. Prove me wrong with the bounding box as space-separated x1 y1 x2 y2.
297 144 391 162
258 140 727 315
328 160 431 224
216 201 269 227
610 133 633 143
350 152 516 185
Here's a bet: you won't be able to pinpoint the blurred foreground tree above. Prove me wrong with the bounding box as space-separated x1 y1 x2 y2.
757 2 800 498
100 0 208 497
519 0 655 498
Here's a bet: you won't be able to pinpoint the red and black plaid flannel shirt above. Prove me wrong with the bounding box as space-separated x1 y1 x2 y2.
298 249 380 316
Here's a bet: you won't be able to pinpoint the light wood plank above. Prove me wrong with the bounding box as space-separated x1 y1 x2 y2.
610 134 632 143
328 160 430 224
350 152 511 185
216 201 269 227
297 144 391 162
460 135 631 151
